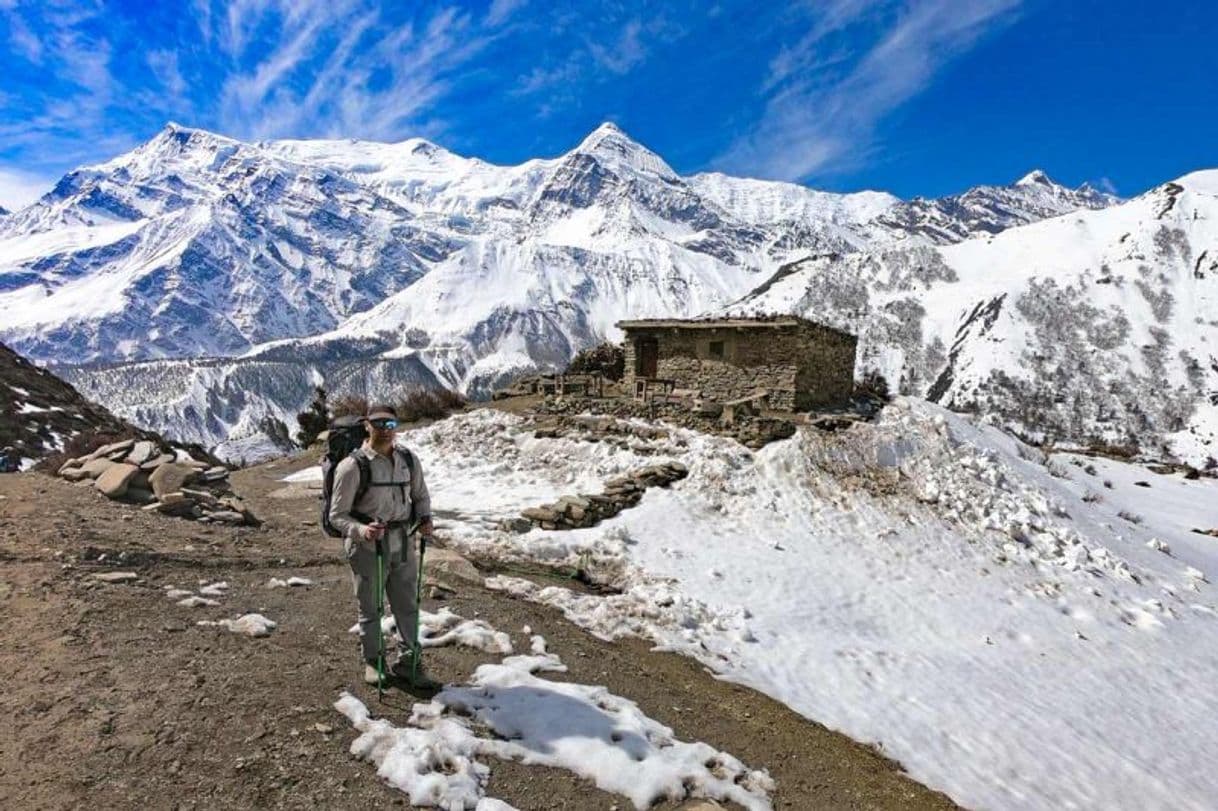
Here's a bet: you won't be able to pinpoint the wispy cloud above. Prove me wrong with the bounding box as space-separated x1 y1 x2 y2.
0 166 54 210
485 0 527 28
719 0 1022 182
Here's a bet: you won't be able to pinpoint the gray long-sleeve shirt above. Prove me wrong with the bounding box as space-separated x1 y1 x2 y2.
328 444 431 542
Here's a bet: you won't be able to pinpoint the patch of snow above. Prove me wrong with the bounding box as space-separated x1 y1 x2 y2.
335 646 773 810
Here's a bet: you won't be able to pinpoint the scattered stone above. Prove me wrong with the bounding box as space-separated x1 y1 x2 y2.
94 463 140 499
92 571 138 583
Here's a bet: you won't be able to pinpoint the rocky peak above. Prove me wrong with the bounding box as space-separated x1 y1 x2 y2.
1015 169 1054 187
568 121 676 180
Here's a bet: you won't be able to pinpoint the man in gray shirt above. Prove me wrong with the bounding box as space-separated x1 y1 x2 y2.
327 404 439 689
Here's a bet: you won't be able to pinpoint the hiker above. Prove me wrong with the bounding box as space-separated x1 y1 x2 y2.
327 404 440 689
0 447 19 473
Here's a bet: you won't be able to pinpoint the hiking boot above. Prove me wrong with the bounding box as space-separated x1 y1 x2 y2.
363 661 384 686
391 653 442 690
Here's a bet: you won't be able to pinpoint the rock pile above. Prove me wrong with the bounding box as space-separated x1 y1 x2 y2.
56 439 258 525
504 461 688 532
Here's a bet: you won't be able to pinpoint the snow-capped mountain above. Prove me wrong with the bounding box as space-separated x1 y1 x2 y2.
0 122 1128 458
732 172 1218 464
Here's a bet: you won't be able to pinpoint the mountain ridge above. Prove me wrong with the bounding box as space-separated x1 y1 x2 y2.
0 122 1151 461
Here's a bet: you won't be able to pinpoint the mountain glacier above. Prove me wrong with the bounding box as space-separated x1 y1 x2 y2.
6 121 1197 463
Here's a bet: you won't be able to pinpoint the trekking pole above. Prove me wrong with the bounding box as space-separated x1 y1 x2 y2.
412 529 427 684
375 529 386 700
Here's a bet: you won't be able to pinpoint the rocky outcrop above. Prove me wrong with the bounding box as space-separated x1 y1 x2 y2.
56 439 258 525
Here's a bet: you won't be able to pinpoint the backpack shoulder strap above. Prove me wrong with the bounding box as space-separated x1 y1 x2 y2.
394 447 416 476
352 452 372 503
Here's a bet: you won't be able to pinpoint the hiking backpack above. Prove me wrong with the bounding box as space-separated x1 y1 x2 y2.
319 415 416 538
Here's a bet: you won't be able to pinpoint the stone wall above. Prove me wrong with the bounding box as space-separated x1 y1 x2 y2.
622 319 856 410
792 321 857 409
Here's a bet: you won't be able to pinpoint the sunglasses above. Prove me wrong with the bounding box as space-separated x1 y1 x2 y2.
369 418 399 430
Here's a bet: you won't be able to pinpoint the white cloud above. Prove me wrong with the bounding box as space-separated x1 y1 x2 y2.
0 166 54 210
485 0 526 28
719 0 1023 182
147 50 187 99
588 18 647 75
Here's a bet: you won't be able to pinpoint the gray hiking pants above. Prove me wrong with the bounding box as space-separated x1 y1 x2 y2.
345 526 418 663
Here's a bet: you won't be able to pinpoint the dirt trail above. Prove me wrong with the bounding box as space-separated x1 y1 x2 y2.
0 454 958 810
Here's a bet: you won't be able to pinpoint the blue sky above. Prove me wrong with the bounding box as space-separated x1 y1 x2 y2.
0 0 1214 209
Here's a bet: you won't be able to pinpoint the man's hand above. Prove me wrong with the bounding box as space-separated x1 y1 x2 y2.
417 518 435 538
362 521 386 542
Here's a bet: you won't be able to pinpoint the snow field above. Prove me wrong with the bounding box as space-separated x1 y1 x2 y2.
399 405 1218 810
336 635 774 811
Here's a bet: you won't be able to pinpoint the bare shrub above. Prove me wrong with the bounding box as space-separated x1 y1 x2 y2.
1117 510 1143 524
329 388 466 424
1082 491 1102 503
329 395 369 420
37 430 132 473
566 342 625 381
853 370 892 402
396 387 467 422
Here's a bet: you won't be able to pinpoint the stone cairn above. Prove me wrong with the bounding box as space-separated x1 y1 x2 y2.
56 439 258 525
502 460 688 533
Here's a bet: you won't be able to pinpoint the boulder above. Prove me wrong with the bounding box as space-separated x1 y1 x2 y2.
58 459 82 476
149 463 200 499
140 453 175 471
88 439 134 461
61 467 92 482
425 547 482 583
95 463 140 499
125 440 158 466
79 457 117 480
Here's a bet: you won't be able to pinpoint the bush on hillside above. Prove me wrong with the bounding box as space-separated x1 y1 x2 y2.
329 387 467 424
565 342 625 381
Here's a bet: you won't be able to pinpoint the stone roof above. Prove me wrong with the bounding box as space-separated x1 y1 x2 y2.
616 315 854 339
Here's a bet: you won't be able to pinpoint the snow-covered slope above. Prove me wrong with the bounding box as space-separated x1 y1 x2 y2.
0 122 1124 456
733 172 1218 465
295 402 1218 810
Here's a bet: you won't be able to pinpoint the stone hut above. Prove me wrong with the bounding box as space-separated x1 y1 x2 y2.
617 316 857 411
